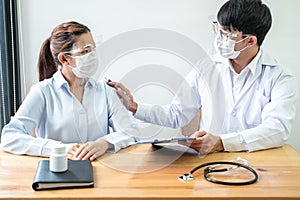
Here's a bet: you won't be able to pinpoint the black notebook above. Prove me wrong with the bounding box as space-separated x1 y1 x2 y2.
32 160 94 191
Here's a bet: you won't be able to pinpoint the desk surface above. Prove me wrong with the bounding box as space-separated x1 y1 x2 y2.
1 144 300 200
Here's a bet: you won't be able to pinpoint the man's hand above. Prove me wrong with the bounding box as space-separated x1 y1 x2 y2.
106 81 138 114
179 131 224 154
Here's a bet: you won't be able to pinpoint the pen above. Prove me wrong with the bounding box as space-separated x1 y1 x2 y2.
105 77 112 82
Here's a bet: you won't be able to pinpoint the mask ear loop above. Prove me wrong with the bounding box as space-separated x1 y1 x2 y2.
64 54 77 69
234 36 250 52
236 44 249 53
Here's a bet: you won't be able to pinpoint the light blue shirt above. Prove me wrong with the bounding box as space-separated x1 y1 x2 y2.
1 70 139 156
134 50 298 152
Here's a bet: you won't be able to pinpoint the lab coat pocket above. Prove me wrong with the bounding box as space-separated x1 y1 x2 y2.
246 91 270 127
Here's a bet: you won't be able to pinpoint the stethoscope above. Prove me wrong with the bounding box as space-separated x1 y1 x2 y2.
179 157 258 185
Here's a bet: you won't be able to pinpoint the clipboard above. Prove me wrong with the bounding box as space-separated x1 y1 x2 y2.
133 137 196 145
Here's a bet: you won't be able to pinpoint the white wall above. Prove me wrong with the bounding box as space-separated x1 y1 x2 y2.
17 0 300 152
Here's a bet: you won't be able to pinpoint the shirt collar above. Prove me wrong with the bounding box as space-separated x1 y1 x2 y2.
251 49 279 77
258 49 278 67
88 78 97 88
53 70 97 89
245 49 262 76
53 70 68 90
222 49 261 76
214 49 278 77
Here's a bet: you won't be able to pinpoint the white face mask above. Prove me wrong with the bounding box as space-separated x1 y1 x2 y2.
214 33 248 59
68 50 99 78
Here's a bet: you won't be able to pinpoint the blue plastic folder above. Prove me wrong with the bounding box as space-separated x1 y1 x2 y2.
134 137 196 145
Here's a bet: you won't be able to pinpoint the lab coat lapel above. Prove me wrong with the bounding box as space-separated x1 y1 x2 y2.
233 59 263 106
223 65 235 108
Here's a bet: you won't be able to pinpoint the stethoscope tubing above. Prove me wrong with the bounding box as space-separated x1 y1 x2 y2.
189 161 258 185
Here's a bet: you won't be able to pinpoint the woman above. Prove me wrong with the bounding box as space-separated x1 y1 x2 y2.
1 21 138 161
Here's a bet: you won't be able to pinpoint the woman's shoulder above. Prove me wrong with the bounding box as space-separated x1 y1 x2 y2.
93 79 115 93
92 79 119 104
29 77 56 95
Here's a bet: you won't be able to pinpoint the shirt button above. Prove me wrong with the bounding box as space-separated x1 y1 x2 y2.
80 109 85 114
231 111 236 116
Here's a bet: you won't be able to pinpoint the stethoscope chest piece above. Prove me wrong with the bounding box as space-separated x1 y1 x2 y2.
178 173 194 181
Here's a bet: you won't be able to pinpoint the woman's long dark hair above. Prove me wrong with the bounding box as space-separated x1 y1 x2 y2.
37 21 90 81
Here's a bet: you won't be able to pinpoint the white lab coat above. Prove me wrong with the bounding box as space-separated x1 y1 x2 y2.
134 49 298 152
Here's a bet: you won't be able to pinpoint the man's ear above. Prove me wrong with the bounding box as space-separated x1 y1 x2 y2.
247 35 257 47
57 53 69 65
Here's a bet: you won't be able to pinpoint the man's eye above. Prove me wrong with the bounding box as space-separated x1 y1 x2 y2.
230 33 238 38
80 49 90 54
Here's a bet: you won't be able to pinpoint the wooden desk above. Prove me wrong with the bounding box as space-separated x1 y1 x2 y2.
1 144 300 200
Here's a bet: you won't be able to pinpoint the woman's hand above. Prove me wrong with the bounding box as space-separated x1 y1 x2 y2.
72 139 113 161
179 131 224 155
66 143 82 160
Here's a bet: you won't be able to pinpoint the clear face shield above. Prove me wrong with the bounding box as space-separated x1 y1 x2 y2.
65 42 100 57
212 21 252 40
63 41 102 79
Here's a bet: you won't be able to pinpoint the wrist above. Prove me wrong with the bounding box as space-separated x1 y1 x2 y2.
129 102 138 115
98 139 114 150
105 141 114 150
216 136 224 152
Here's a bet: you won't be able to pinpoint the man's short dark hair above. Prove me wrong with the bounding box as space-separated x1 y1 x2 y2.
217 0 272 46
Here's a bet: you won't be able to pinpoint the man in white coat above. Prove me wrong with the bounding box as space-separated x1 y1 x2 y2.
107 0 298 154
